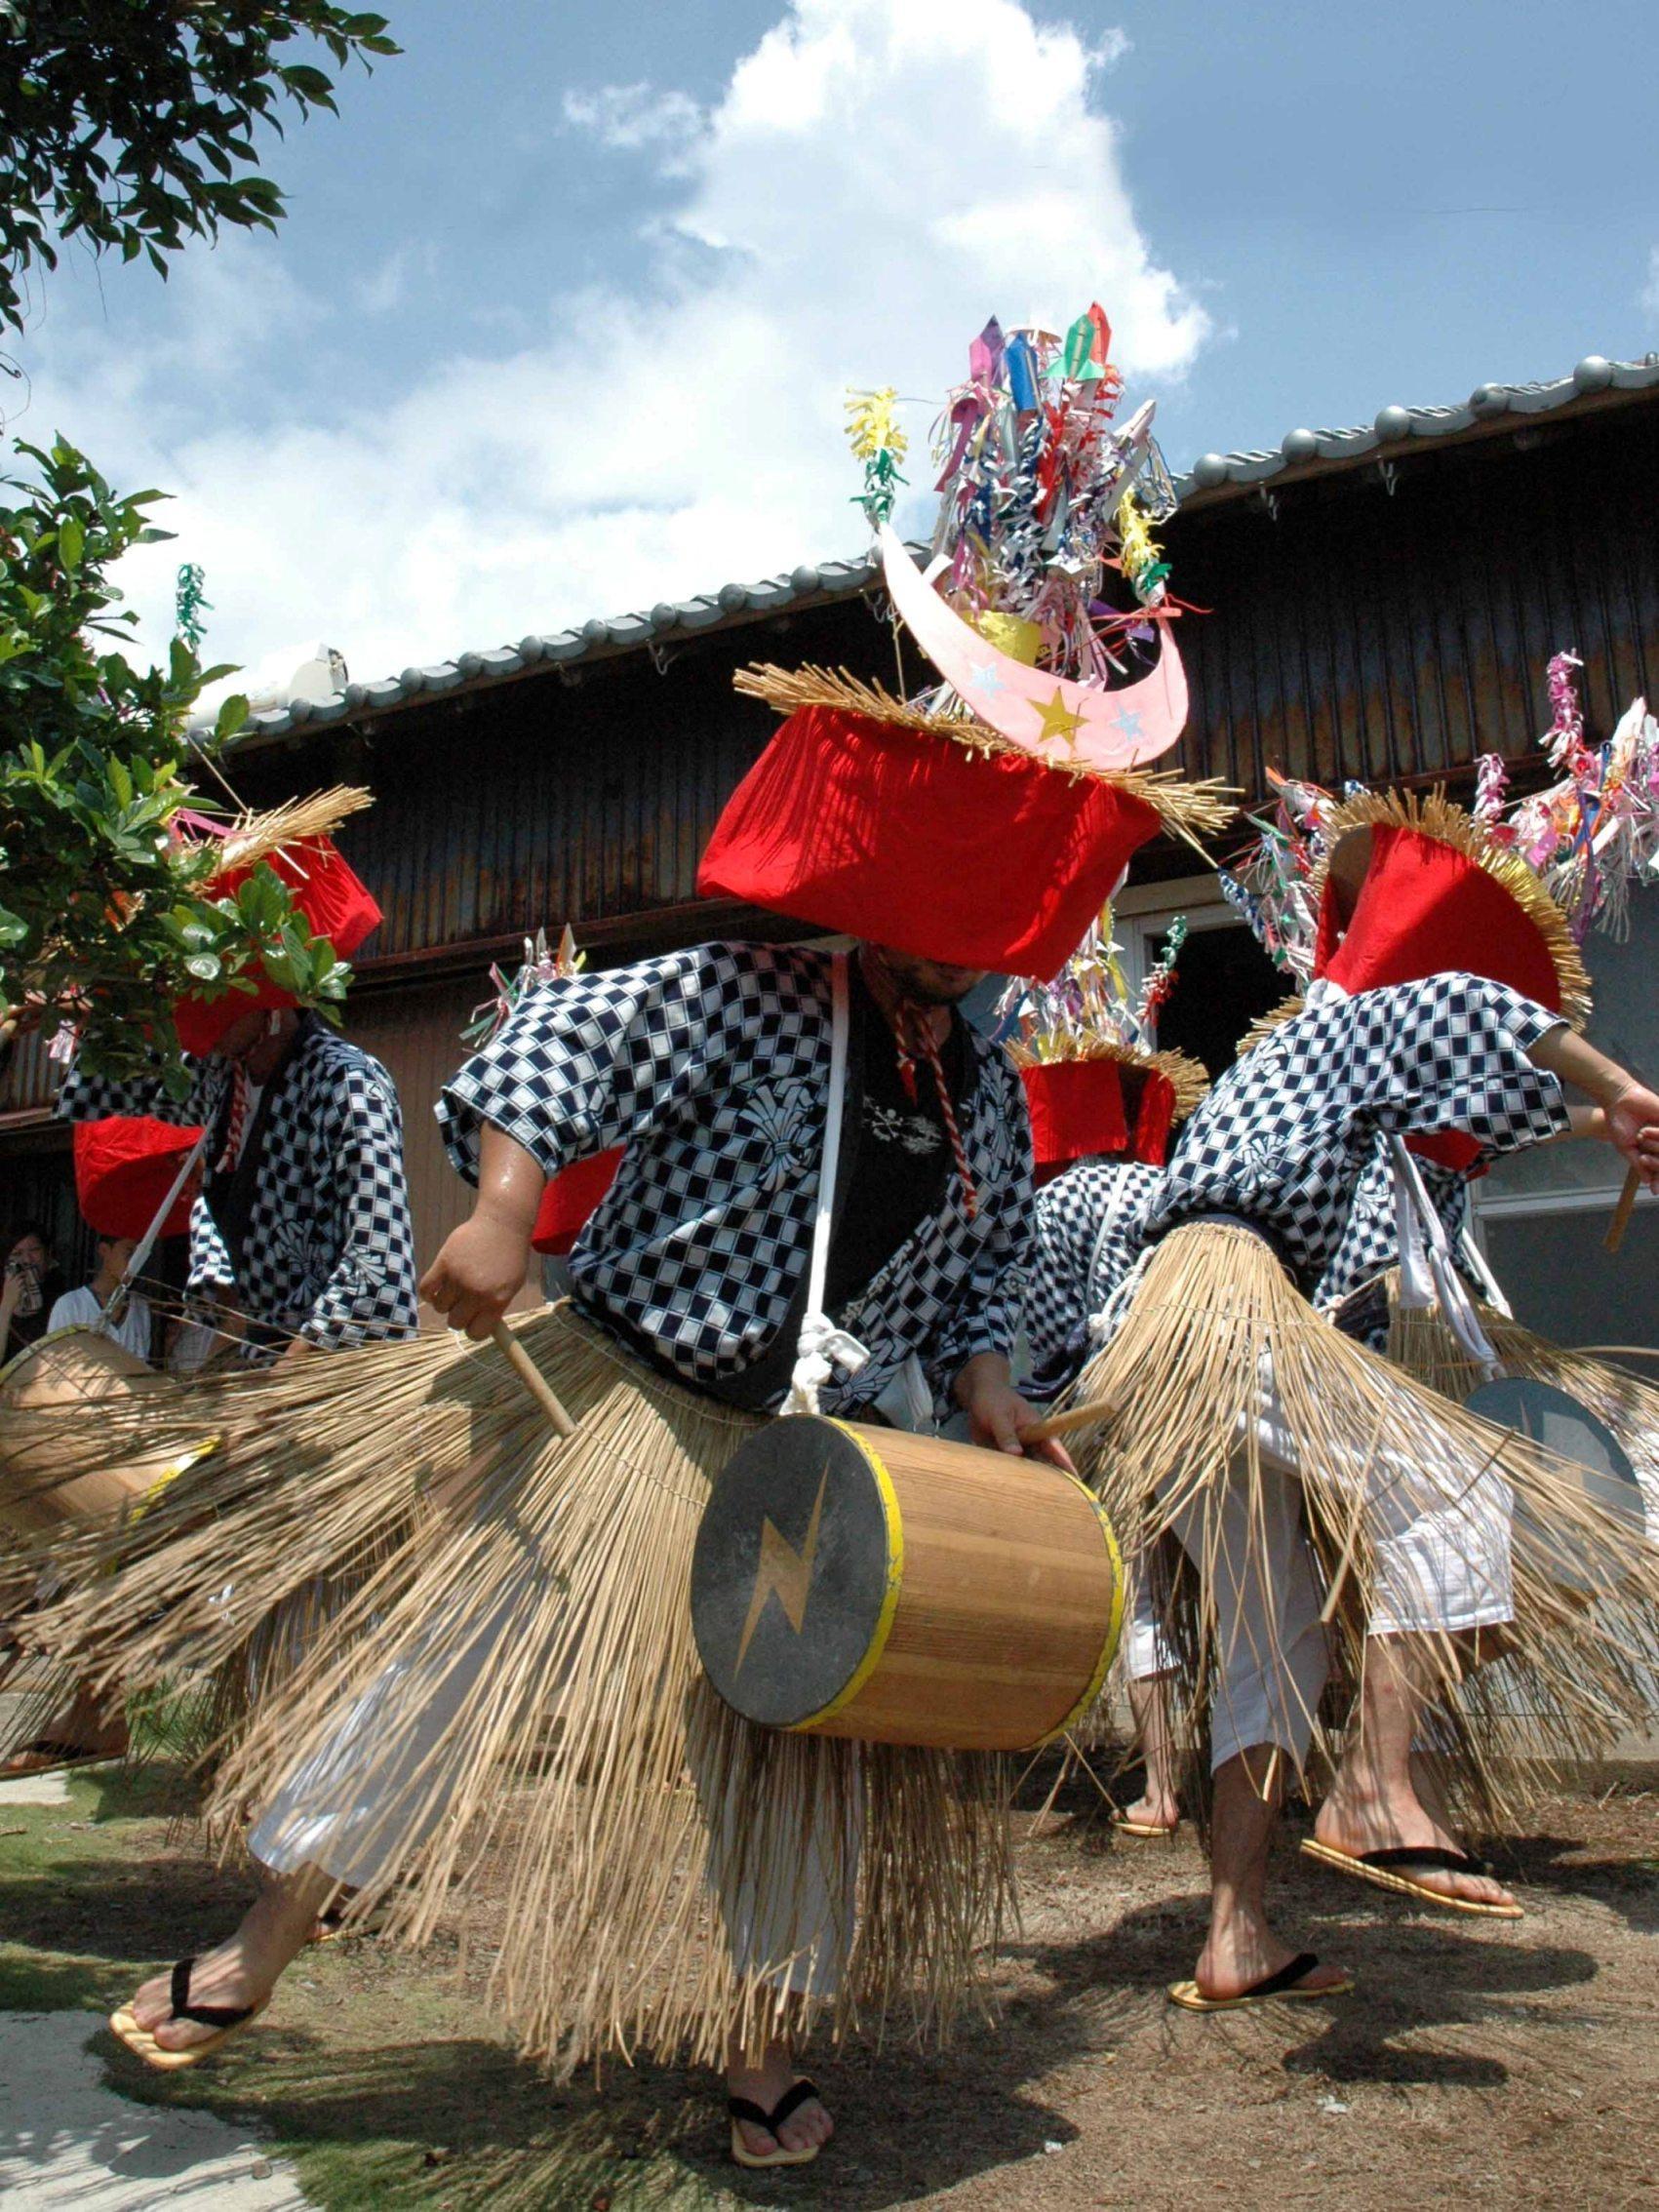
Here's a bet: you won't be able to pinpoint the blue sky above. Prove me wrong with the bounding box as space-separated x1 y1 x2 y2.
14 0 1658 691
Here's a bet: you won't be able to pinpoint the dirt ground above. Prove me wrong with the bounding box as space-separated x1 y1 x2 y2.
4 1760 1659 2210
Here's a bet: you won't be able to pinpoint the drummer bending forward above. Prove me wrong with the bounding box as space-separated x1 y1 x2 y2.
113 939 1065 2166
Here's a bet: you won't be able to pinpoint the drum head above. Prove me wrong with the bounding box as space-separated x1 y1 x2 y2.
1466 1376 1646 1596
692 1416 898 1729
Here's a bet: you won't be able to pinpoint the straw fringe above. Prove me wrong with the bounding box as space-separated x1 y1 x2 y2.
212 787 374 877
1312 788 1594 1026
1235 996 1305 1057
733 662 1236 843
28 1308 1009 2071
1055 1226 1659 1826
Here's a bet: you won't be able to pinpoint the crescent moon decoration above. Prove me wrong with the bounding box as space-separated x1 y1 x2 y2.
878 525 1188 774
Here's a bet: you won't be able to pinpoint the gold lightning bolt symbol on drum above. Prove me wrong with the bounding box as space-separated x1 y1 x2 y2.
735 1469 828 1674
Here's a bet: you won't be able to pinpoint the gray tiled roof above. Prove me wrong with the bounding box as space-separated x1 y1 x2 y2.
215 352 1659 750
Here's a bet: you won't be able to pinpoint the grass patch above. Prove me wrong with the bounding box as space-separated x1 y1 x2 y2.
0 1761 747 2209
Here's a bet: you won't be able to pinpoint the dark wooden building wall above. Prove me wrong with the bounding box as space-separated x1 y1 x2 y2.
1166 404 1659 803
7 394 1657 1161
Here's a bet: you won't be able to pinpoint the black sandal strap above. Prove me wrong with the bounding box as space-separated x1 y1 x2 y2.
767 2079 820 2129
1361 1845 1494 1878
1244 1952 1321 1999
727 2079 821 2132
169 1955 257 2031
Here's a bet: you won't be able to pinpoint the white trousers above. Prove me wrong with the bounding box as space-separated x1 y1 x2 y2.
250 1596 858 2001
1149 1375 1516 1774
1160 1449 1331 1775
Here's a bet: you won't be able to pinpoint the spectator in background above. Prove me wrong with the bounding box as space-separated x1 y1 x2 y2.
0 1220 67 1365
47 1230 155 1364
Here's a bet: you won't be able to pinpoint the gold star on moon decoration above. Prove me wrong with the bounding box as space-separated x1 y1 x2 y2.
1033 686 1086 755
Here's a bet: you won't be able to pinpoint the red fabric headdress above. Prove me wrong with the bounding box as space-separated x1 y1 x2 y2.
1312 791 1590 1169
73 1117 204 1240
1019 1048 1205 1184
697 703 1178 974
174 836 382 1056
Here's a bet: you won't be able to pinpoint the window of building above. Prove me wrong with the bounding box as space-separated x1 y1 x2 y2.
1472 888 1659 1351
1114 873 1286 1079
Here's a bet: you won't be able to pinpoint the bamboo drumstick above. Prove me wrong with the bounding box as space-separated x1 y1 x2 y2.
492 1321 578 1437
1019 1397 1118 1443
1604 1165 1641 1256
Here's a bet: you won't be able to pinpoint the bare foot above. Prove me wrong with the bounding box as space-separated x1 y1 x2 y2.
1115 1789 1179 1834
124 1942 274 2056
1313 1792 1516 1913
725 2035 835 2160
120 1866 333 2054
1192 1921 1349 2001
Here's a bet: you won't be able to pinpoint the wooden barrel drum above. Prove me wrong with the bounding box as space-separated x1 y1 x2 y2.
691 1416 1125 1751
0 1327 208 1537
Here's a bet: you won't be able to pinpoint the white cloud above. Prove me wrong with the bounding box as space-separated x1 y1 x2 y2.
1642 246 1659 325
17 0 1209 692
1087 26 1132 70
561 81 704 152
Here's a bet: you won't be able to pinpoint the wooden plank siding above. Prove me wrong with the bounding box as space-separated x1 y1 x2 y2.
7 390 1657 1170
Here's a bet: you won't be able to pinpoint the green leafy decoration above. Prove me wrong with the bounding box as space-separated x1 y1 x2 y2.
0 438 351 1096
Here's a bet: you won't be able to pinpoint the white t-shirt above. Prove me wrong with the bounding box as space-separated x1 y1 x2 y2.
47 1284 155 1363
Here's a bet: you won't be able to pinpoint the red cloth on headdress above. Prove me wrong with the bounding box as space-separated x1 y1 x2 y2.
531 1148 624 1257
1021 1057 1177 1186
174 837 381 1056
1314 821 1564 1173
697 707 1162 976
1314 825 1562 1009
73 1118 204 1240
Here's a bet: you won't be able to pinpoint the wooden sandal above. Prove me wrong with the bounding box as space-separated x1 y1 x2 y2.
109 1956 270 2071
1168 1951 1353 2013
728 2078 824 2169
1 1737 126 1780
1300 1838 1523 1918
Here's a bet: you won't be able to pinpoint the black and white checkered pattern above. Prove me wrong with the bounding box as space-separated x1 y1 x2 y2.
1313 1137 1474 1318
1025 1160 1162 1398
438 941 1034 1414
1141 975 1569 1284
58 1021 418 1349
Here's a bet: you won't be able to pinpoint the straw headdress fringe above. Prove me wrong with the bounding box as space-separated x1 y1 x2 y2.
212 787 374 875
1311 788 1594 1027
1235 997 1305 1057
732 663 1235 845
31 1307 1009 2072
1056 1225 1659 1828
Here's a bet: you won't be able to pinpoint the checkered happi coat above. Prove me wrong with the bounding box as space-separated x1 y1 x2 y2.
436 941 1035 1413
1024 1160 1162 1399
57 1020 418 1349
1141 974 1569 1285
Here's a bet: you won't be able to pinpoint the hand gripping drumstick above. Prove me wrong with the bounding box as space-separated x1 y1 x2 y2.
492 1321 577 1437
1604 1165 1640 1256
1019 1397 1118 1444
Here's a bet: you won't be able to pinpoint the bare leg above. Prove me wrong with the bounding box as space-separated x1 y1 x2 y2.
123 1862 336 2055
726 2033 835 2159
1193 1743 1348 1997
1314 1631 1516 1910
1118 1673 1180 1831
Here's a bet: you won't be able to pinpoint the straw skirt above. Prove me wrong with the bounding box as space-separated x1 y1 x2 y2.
1059 1224 1659 1810
35 1304 1010 2071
